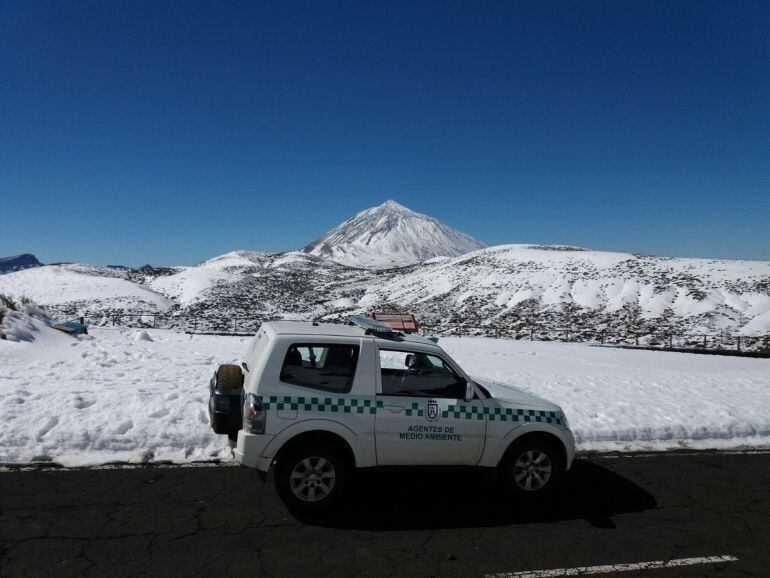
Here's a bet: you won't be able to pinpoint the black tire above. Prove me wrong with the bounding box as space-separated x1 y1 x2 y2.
499 436 565 501
216 364 244 390
274 442 350 515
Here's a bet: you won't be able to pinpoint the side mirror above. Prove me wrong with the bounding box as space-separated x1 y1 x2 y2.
464 381 475 402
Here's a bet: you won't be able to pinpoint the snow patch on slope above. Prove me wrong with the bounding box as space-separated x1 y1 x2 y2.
149 267 233 306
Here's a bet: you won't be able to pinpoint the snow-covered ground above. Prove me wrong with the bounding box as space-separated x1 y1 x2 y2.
1 323 769 466
441 337 770 452
0 325 242 466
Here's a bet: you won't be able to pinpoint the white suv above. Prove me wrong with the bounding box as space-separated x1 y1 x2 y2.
208 317 575 513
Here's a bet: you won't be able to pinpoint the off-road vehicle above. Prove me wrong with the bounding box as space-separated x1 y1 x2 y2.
209 316 575 512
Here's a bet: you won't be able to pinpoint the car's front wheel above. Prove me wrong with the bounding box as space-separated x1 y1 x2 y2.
274 442 349 514
499 436 565 500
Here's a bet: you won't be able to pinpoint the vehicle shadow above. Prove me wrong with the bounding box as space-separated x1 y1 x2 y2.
300 459 657 530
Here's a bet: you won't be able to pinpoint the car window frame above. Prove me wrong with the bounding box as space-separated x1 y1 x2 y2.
376 347 467 399
279 342 360 394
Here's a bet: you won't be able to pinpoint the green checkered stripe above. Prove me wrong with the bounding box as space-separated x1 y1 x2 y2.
441 405 486 421
258 395 381 414
403 403 424 418
256 395 563 425
483 407 563 425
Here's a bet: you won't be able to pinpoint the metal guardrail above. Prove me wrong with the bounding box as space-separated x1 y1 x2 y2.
68 312 770 354
418 324 769 353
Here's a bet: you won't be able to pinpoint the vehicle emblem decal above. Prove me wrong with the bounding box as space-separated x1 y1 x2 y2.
426 399 440 422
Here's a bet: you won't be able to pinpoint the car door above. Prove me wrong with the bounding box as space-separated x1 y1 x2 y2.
374 348 487 466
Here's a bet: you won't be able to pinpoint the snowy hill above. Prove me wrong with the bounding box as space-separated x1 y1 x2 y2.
356 244 770 335
301 200 488 268
0 202 768 339
0 253 41 274
0 264 174 315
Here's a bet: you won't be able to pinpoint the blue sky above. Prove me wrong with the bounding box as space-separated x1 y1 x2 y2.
2 0 768 266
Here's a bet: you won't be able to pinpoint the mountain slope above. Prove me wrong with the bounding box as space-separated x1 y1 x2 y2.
302 200 487 268
356 244 770 334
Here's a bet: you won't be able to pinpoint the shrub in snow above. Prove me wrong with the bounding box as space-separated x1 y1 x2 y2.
2 311 40 342
0 298 55 342
0 293 16 311
134 330 153 342
21 301 54 325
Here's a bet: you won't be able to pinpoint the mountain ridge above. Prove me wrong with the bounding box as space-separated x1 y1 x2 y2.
0 254 41 274
0 204 768 340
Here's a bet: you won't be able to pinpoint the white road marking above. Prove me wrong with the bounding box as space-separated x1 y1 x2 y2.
486 555 738 577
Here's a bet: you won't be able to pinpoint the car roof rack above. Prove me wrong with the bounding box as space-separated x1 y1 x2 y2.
372 311 418 333
348 315 399 337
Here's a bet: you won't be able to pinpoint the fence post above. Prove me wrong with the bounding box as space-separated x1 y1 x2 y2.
233 318 237 334
153 315 157 329
703 334 707 348
668 334 673 348
600 332 605 344
737 336 741 352
634 333 639 346
565 328 569 341
530 327 534 341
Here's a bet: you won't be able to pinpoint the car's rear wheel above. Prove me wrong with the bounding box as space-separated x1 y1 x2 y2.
500 437 564 500
274 442 349 514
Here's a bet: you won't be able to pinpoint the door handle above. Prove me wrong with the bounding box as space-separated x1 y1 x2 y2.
382 404 406 412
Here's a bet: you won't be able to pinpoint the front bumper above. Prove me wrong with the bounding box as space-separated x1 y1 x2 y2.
234 430 274 471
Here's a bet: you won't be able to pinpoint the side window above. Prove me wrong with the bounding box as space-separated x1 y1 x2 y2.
279 343 359 393
379 350 465 398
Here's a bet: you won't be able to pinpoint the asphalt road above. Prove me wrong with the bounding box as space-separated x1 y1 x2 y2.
1 451 769 577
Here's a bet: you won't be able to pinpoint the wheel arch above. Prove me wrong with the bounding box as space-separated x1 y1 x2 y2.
498 429 568 469
263 420 364 470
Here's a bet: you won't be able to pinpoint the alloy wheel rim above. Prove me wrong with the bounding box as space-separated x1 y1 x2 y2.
289 457 336 502
513 449 552 491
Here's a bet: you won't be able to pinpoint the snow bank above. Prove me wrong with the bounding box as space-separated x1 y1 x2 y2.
441 337 770 452
0 331 768 466
0 303 61 343
0 328 244 466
